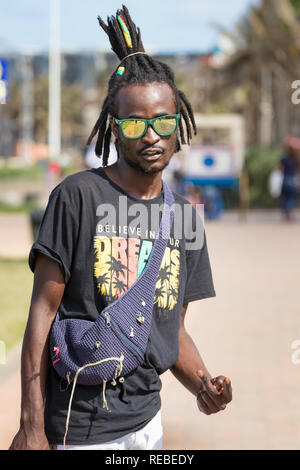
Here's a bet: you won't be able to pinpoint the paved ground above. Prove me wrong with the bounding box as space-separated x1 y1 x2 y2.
0 213 33 258
1 210 300 450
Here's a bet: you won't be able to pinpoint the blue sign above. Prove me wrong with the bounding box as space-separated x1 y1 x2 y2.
183 175 239 188
0 59 9 104
203 155 215 167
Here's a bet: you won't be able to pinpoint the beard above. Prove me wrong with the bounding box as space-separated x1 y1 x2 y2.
116 138 177 176
123 154 171 175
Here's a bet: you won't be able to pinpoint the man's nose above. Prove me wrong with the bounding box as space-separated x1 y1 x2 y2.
141 124 160 145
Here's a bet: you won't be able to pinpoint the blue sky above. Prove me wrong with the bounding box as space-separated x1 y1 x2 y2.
0 0 260 54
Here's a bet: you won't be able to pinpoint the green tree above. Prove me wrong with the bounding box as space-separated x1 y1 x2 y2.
209 0 300 153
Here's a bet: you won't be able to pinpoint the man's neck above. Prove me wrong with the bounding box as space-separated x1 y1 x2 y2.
103 161 163 200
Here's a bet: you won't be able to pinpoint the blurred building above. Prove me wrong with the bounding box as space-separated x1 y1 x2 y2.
2 50 111 90
0 49 216 161
1 14 299 163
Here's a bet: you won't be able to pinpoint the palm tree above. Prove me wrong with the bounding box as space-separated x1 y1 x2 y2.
106 256 128 278
106 255 128 297
215 0 300 147
154 285 167 310
96 272 110 296
157 265 172 289
168 285 179 311
113 278 127 297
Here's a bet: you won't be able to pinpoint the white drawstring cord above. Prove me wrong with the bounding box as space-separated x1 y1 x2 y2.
102 379 108 410
62 355 124 450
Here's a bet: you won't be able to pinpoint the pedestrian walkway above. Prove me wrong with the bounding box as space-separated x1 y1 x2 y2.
0 214 32 258
160 217 300 449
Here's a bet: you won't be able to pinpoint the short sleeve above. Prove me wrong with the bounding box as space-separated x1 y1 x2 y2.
182 205 216 303
28 183 78 284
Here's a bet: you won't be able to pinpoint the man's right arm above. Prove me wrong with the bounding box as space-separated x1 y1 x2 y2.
9 253 65 450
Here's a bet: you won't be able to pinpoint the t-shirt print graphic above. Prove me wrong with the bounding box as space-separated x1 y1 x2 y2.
94 235 181 312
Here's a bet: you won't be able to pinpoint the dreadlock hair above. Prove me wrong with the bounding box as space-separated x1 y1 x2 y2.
87 4 197 166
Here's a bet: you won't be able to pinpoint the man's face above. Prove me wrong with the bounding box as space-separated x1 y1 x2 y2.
112 82 178 175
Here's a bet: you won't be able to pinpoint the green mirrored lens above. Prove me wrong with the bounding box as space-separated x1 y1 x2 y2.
122 120 146 138
154 117 177 135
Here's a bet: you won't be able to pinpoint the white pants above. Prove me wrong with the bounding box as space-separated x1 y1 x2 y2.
56 410 163 450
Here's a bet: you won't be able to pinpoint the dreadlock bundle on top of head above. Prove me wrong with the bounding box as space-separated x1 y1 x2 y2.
97 5 146 72
87 4 197 166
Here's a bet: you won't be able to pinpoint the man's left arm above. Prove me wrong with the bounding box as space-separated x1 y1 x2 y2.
170 303 232 415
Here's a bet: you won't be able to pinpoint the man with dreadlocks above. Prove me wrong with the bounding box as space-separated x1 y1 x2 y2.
10 6 232 451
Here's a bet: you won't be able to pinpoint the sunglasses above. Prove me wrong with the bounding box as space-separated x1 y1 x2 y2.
113 113 181 139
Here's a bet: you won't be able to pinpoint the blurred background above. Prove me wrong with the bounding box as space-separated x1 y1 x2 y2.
0 0 300 450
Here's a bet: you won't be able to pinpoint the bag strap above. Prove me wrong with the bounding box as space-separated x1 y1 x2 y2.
97 180 175 317
136 180 175 278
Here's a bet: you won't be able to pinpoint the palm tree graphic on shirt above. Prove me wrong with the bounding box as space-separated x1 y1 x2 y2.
113 277 127 296
96 272 110 296
94 235 180 310
105 255 128 298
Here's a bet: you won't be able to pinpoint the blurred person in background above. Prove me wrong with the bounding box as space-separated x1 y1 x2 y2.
84 143 118 169
278 137 300 221
172 169 187 196
186 183 202 208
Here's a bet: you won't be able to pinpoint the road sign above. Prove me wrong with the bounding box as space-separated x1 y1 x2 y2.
0 58 9 104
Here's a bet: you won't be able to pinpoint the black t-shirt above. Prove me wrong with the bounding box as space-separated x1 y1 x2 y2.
29 167 216 445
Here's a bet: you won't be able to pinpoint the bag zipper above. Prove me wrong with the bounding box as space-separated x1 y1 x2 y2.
103 312 144 360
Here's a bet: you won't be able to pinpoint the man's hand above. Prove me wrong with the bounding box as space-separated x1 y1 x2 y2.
196 370 232 415
9 253 65 451
9 426 50 450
